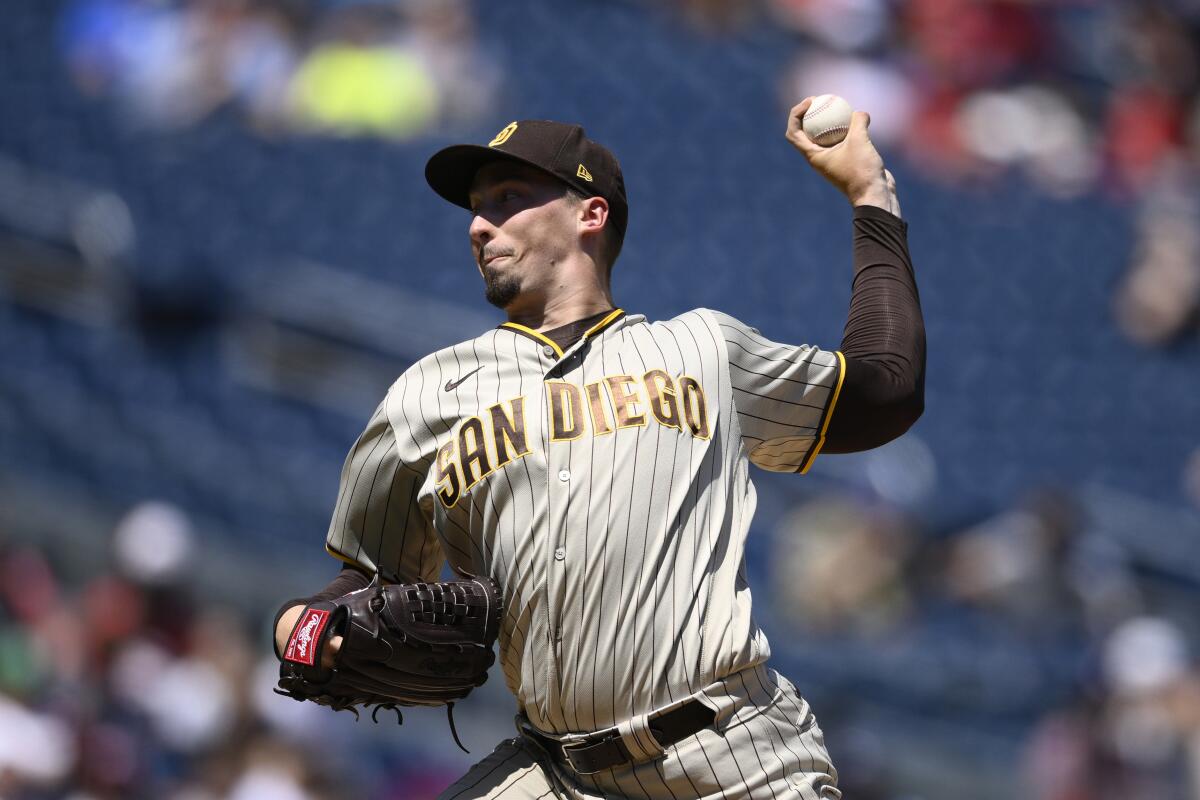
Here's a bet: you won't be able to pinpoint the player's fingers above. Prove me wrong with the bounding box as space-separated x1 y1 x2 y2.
839 110 877 155
788 129 821 158
785 98 822 157
847 110 871 140
787 97 814 129
785 98 812 137
322 635 343 669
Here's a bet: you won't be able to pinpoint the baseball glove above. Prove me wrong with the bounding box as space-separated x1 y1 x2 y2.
275 574 501 750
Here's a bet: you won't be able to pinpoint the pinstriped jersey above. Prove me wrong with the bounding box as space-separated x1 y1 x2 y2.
325 308 844 735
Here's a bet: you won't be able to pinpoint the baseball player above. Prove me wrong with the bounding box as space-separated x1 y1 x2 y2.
275 99 924 799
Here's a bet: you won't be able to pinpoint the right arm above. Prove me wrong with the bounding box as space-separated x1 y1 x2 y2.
712 101 924 471
786 98 925 453
822 203 924 452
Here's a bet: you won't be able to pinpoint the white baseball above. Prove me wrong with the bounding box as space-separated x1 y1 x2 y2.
802 94 853 147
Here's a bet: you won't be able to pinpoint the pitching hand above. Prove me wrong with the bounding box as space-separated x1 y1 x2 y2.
786 98 900 216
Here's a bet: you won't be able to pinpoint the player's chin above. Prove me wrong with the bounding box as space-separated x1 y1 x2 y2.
483 272 522 310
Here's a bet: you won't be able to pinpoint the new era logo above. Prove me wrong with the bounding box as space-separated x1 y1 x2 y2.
577 164 593 182
490 122 518 147
284 608 331 667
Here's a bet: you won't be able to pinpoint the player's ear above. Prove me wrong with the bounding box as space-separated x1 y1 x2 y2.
577 196 609 236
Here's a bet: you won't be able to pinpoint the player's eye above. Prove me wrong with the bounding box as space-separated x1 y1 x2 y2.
469 187 521 214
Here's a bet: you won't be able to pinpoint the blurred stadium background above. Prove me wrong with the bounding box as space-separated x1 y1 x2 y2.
2 0 1200 798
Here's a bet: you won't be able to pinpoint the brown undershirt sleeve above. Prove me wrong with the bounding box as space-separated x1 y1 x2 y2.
823 204 926 453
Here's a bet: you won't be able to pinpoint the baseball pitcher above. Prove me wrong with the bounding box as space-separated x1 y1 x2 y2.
273 99 925 799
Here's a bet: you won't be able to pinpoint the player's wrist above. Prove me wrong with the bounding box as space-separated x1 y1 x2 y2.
847 179 891 210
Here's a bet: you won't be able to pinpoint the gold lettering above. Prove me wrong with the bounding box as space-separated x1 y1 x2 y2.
435 440 462 507
584 381 613 435
490 397 530 467
547 382 585 440
679 376 710 439
643 369 682 430
458 417 491 487
606 375 646 429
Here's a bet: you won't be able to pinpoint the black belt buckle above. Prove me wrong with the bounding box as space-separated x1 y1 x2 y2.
559 740 601 775
516 718 609 776
559 732 625 775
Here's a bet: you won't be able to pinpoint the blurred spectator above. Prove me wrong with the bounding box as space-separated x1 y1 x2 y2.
59 0 500 139
113 500 195 586
768 0 890 53
288 5 438 139
899 0 1050 89
770 497 914 636
398 0 501 129
62 0 236 129
1023 617 1200 800
954 85 1098 196
223 1 301 131
1114 160 1200 346
0 695 76 791
224 738 314 800
942 489 1084 632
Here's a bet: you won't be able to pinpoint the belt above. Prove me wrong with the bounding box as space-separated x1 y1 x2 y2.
519 699 716 775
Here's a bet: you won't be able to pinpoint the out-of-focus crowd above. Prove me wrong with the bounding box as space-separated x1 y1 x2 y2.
3 488 1199 799
58 0 500 139
0 503 461 800
58 0 1200 347
769 488 1200 800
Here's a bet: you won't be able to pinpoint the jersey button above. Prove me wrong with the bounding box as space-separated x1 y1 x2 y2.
554 548 565 561
558 469 571 482
542 345 556 357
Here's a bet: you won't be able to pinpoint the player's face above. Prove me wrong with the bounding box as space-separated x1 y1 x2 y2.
467 162 581 310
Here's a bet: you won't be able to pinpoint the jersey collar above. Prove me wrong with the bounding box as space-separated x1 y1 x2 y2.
500 308 626 358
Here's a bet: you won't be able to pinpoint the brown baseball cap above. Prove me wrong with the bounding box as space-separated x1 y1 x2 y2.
424 119 628 235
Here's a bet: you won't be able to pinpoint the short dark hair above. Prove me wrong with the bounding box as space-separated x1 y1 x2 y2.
564 187 625 275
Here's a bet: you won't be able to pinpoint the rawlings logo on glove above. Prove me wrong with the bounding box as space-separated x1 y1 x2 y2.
285 608 331 666
275 574 502 751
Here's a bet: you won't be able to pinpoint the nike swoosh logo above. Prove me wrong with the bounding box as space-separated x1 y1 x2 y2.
444 365 484 392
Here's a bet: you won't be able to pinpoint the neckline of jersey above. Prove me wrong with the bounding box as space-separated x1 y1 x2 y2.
499 308 626 358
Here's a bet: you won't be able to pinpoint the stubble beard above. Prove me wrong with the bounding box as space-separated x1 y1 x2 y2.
483 268 521 310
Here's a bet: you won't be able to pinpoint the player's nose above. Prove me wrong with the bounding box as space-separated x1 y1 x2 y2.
469 214 495 249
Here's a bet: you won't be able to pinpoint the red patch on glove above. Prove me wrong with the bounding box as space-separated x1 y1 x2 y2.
285 607 331 667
